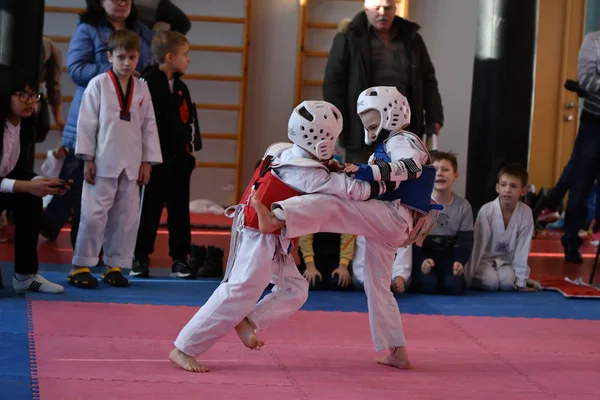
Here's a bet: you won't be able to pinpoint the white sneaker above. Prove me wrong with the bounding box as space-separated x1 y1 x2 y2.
13 274 64 294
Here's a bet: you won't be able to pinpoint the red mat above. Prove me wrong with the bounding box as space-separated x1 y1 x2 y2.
534 276 600 298
29 301 600 400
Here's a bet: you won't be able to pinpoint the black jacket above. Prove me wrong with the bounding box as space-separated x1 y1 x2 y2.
323 12 444 150
140 65 202 163
0 120 37 187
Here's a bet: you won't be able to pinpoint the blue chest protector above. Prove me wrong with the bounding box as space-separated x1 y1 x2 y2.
373 142 443 216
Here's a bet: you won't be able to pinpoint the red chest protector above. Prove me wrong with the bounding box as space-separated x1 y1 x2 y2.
240 155 303 236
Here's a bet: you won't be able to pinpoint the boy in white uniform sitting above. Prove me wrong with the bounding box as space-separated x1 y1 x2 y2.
466 163 537 292
68 30 162 289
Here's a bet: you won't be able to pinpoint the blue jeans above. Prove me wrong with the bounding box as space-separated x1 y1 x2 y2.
562 120 600 248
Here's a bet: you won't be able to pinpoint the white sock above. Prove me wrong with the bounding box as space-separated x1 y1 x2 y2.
14 273 32 281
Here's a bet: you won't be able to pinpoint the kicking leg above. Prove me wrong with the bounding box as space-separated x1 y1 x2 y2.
251 194 284 233
253 193 410 247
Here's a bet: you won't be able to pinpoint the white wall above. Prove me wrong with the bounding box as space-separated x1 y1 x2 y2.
409 0 479 196
38 0 478 203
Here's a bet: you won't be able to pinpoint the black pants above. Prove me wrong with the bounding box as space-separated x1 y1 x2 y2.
411 245 466 296
562 118 600 249
135 155 195 262
297 260 354 291
1 190 43 275
297 232 354 291
41 152 84 249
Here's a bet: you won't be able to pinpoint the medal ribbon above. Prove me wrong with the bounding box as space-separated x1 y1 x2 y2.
108 69 134 114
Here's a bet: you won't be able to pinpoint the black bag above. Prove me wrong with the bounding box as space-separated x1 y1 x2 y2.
35 93 51 143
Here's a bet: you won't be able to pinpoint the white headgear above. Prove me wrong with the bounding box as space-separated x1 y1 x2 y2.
356 86 411 145
288 101 343 160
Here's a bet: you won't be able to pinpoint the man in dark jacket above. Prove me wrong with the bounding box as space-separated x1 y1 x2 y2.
323 0 443 163
136 0 191 34
131 31 202 279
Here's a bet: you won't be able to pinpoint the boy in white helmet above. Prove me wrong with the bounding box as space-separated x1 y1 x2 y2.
169 100 395 373
251 86 440 370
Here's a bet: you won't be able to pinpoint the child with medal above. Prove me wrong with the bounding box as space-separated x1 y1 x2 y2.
68 30 162 289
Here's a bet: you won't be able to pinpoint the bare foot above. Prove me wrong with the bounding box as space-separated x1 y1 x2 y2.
250 194 284 233
169 348 210 372
375 346 412 369
235 317 265 350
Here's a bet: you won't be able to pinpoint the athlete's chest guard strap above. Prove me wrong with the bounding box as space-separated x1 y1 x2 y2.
372 139 443 247
239 143 324 236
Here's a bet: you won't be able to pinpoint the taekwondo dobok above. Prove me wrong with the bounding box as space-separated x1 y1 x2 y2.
264 87 443 355
173 100 391 366
73 72 162 270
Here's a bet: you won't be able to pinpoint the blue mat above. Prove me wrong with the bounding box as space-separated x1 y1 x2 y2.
0 298 27 335
0 376 33 400
0 298 32 400
23 270 600 320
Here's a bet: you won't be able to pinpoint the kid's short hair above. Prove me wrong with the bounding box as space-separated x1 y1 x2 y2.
431 151 458 172
107 29 141 53
497 163 528 186
151 30 189 63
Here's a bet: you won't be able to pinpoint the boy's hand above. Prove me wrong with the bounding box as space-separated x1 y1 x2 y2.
323 159 344 172
393 276 406 293
138 162 151 185
52 144 67 160
452 262 464 276
345 163 375 181
527 278 543 290
84 160 96 185
332 264 351 287
517 286 537 292
303 262 322 287
344 163 360 174
421 259 435 274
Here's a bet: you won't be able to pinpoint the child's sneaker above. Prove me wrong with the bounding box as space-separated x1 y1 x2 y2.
190 244 206 275
537 208 560 223
130 259 150 278
101 267 130 287
547 219 565 230
197 246 224 278
13 274 64 294
171 259 195 279
67 268 99 289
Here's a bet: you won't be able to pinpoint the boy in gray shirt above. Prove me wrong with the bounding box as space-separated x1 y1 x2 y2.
410 152 474 295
